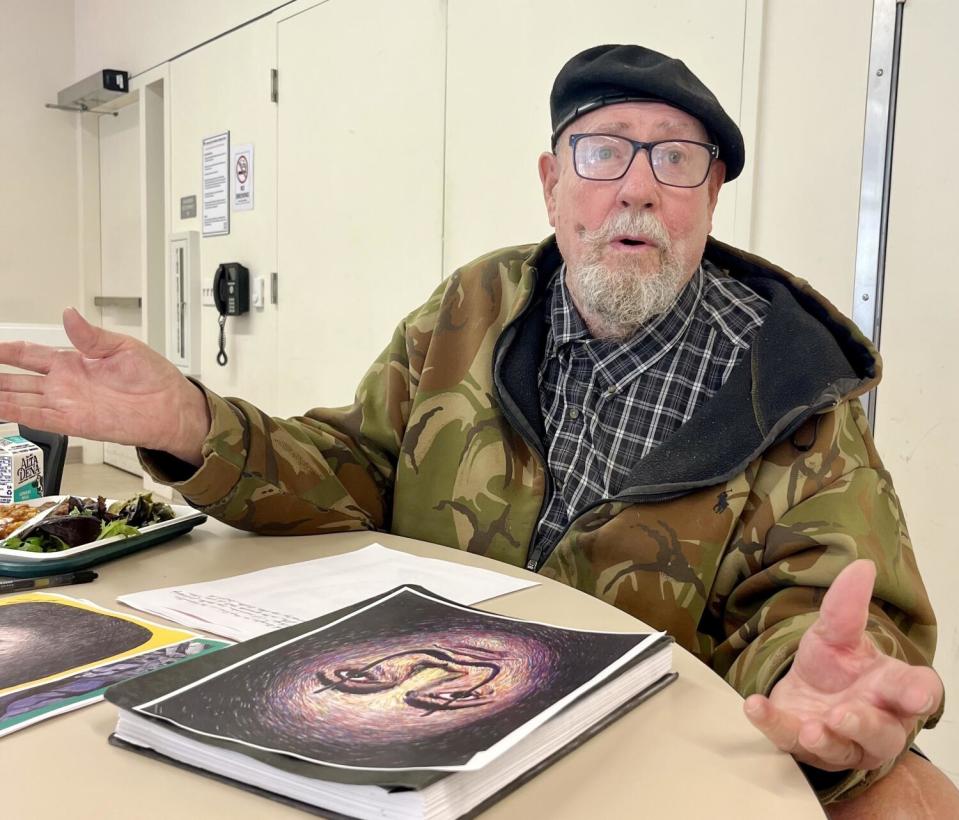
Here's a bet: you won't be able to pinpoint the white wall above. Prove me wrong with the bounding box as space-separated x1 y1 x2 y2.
273 0 447 413
874 0 959 781
0 0 78 324
750 0 873 315
443 0 749 277
73 0 290 77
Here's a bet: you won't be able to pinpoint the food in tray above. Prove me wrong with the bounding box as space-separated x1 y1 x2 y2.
0 493 176 553
0 501 58 539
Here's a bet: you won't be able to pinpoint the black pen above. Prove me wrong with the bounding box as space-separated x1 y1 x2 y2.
0 569 99 594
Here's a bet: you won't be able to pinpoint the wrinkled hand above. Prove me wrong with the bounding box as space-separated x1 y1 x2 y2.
0 308 210 465
744 559 942 773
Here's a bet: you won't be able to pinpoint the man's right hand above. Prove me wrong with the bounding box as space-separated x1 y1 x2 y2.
0 308 210 466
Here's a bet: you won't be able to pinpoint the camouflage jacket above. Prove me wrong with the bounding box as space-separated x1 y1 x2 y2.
142 236 938 801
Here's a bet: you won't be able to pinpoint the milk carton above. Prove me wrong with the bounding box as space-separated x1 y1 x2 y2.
0 423 45 503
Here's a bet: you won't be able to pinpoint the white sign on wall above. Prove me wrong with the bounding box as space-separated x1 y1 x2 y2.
202 131 230 236
231 143 254 211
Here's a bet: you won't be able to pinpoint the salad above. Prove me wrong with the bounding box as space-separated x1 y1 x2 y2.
1 493 176 553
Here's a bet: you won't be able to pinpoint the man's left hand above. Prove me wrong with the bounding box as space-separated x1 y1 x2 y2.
743 559 943 772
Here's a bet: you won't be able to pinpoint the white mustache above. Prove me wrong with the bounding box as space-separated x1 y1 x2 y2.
569 210 686 340
579 211 672 251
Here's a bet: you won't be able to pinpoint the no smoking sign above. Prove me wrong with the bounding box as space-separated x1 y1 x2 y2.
235 154 249 184
231 143 254 211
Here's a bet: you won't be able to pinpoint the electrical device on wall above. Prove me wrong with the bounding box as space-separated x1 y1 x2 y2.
45 69 129 115
168 232 202 376
212 263 250 366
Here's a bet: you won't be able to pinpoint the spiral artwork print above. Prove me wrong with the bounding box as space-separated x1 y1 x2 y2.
136 587 647 770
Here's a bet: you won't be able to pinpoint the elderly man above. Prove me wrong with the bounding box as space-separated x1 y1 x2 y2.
0 44 954 813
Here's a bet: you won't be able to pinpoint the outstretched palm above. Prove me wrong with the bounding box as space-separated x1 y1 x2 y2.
744 560 942 772
0 308 209 463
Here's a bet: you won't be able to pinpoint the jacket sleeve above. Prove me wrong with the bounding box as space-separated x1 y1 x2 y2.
713 399 940 803
138 283 445 534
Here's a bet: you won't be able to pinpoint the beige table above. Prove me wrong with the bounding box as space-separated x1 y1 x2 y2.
2 521 824 819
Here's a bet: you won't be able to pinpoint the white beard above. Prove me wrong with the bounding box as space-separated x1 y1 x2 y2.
567 211 690 341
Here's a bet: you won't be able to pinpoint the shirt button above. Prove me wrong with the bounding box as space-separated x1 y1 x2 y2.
569 408 580 419
606 386 616 396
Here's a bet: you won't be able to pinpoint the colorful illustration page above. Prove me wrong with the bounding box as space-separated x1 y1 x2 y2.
0 637 226 736
0 592 196 694
133 586 658 772
0 592 225 736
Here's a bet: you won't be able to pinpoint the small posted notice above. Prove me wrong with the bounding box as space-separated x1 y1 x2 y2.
202 132 230 236
231 143 254 211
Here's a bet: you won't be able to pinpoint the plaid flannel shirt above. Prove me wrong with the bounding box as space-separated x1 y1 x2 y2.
534 259 770 556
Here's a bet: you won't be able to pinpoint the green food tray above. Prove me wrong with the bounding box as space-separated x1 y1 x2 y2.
0 510 207 578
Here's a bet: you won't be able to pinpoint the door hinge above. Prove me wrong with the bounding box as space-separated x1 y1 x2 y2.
270 68 278 103
270 271 278 305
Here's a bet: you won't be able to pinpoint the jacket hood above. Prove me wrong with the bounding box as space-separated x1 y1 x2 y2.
704 236 880 399
496 234 880 501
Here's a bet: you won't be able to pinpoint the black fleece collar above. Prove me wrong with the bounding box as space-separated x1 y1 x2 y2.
494 235 875 499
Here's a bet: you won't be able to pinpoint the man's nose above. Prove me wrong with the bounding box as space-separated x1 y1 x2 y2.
615 149 661 210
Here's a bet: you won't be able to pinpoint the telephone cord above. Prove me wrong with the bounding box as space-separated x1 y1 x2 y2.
217 314 228 366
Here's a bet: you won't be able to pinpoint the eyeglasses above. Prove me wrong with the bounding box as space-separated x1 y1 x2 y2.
569 133 720 188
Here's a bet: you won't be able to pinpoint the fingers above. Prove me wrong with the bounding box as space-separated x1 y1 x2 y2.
745 695 871 772
0 401 63 433
797 722 866 770
0 340 55 375
63 307 127 358
744 694 804 754
826 706 907 769
0 373 44 394
812 559 876 649
869 662 944 718
0 392 46 409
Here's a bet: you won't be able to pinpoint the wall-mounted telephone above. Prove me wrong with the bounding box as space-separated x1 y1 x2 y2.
212 262 250 366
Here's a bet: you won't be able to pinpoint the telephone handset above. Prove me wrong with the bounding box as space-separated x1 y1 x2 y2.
212 263 250 366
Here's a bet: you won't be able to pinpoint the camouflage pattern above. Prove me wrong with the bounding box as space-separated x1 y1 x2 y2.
141 236 939 802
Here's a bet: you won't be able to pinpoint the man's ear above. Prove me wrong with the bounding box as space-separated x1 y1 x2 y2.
706 160 725 214
703 160 725 234
538 151 559 228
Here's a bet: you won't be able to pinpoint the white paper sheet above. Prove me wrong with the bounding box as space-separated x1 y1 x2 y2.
201 131 230 236
118 544 538 641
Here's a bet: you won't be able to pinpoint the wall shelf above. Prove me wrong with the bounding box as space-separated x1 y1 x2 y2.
94 296 142 308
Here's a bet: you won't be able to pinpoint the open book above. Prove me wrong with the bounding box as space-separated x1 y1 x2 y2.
106 586 675 820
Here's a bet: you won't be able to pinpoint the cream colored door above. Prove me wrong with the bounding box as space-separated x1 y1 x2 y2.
275 0 446 414
98 100 144 475
168 16 279 410
875 0 959 783
443 0 749 277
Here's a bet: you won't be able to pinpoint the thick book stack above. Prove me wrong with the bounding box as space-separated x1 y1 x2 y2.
106 585 675 820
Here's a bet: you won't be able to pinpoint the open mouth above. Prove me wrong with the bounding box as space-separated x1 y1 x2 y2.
611 236 656 249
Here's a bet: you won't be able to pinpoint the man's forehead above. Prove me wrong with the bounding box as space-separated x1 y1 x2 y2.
584 119 703 136
567 103 709 142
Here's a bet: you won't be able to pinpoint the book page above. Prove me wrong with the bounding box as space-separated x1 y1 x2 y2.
128 586 664 773
0 592 226 736
119 544 538 641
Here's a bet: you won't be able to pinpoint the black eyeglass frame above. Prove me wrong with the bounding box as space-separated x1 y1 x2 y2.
568 133 720 188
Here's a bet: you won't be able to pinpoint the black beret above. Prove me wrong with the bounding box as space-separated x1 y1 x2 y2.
550 44 745 182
